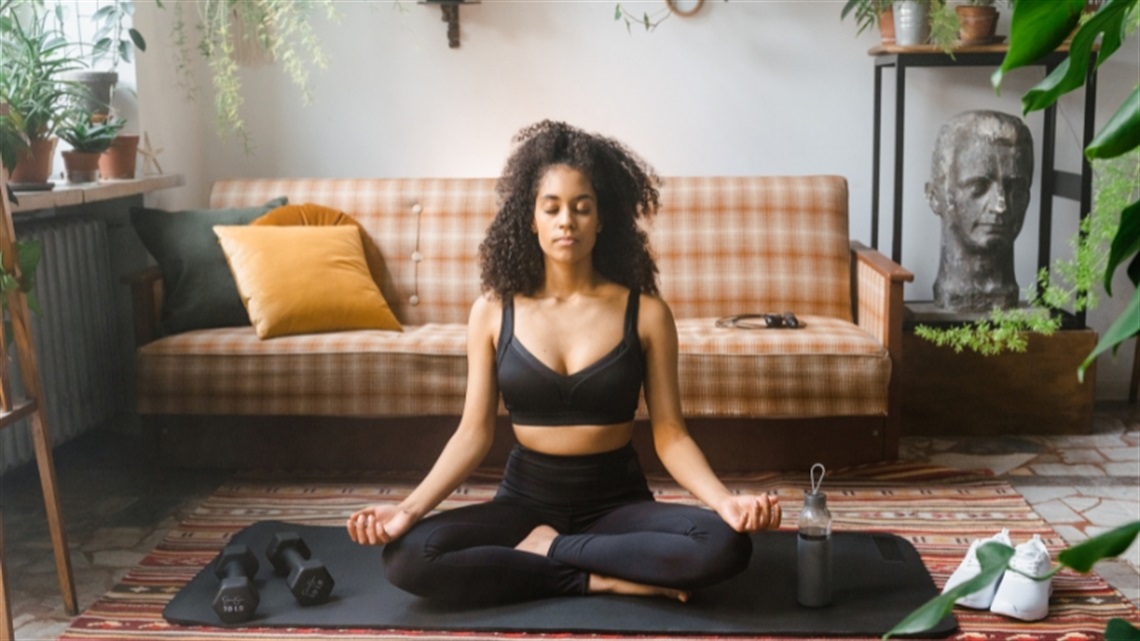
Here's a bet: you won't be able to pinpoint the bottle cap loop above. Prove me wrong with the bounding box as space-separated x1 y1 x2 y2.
810 462 826 495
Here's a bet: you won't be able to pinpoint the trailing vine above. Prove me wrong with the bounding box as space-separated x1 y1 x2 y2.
166 0 340 150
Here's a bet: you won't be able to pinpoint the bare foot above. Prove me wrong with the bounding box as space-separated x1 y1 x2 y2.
515 524 559 557
588 574 690 602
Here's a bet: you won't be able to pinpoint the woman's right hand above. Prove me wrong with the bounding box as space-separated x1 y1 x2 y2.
346 505 418 546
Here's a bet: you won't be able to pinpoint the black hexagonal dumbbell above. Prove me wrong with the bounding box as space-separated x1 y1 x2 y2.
266 532 335 606
211 544 260 624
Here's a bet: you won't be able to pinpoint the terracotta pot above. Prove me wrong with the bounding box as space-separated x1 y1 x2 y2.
98 134 139 180
956 5 999 44
9 137 57 186
879 7 896 45
61 150 102 183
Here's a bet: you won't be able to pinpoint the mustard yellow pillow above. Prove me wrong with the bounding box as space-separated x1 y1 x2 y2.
252 203 391 294
213 225 402 339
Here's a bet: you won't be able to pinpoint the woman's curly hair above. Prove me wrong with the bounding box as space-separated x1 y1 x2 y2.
479 120 661 299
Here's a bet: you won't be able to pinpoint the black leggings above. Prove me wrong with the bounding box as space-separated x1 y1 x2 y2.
382 444 752 605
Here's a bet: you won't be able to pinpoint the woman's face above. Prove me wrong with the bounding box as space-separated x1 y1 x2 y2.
532 164 601 264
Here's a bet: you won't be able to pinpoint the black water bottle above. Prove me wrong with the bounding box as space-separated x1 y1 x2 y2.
797 463 832 607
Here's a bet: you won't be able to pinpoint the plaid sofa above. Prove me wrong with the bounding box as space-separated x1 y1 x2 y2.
128 176 913 470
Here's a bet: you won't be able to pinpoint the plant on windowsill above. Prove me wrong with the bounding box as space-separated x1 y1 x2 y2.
56 110 126 182
915 0 1139 381
59 0 148 119
0 7 86 186
883 520 1140 639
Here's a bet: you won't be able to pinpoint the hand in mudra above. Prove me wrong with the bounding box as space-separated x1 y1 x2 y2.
346 505 417 546
717 494 781 533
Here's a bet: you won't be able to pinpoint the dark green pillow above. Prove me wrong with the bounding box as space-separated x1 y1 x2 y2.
131 197 288 335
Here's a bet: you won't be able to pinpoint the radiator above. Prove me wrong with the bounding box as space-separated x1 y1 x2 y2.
0 216 123 474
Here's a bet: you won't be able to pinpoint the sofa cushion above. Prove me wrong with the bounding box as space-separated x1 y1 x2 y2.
252 203 396 314
136 318 889 419
131 197 287 335
214 225 402 339
136 324 470 416
675 316 890 418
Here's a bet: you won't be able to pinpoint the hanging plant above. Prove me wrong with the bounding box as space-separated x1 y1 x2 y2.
163 0 341 150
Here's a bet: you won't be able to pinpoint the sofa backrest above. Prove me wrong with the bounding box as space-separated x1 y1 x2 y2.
210 175 852 325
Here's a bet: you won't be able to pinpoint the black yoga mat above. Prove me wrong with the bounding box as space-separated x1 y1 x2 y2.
164 520 956 636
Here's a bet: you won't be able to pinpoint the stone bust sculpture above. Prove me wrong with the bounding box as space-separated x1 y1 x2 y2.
924 110 1034 311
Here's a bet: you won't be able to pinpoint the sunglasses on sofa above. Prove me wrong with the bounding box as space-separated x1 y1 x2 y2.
715 312 804 330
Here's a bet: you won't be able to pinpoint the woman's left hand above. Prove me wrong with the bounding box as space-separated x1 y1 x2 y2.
716 493 782 533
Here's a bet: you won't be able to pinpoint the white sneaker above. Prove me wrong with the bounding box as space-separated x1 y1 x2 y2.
990 534 1053 621
942 529 1013 609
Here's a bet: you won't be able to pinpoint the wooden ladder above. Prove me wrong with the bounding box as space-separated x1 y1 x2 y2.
0 161 79 639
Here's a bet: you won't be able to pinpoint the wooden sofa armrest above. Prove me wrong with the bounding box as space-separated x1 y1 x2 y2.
850 240 914 460
121 266 163 347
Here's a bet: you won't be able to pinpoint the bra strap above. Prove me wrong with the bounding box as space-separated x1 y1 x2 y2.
624 289 640 337
497 296 515 363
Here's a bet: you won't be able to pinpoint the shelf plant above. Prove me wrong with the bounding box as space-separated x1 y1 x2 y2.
56 110 125 181
841 0 893 38
0 7 86 182
56 111 125 152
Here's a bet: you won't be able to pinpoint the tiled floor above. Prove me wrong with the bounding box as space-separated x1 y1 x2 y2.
1 403 1137 640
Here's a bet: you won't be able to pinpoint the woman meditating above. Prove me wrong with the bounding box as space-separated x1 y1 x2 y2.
347 120 781 605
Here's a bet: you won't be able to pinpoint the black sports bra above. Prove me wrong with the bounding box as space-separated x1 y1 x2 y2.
496 290 644 426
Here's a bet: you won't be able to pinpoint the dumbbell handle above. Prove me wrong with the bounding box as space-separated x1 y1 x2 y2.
222 560 250 581
281 547 308 570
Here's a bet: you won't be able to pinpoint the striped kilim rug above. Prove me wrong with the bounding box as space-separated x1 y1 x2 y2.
60 462 1139 640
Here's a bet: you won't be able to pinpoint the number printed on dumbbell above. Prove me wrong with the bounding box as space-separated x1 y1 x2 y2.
211 544 260 624
266 531 336 606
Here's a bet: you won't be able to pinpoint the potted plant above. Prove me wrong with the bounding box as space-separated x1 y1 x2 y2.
893 0 957 47
60 0 147 120
97 128 139 180
956 0 1003 45
56 111 126 183
843 0 956 51
0 10 85 187
841 0 896 45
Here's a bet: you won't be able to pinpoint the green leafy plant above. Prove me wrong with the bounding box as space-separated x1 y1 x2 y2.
56 111 125 152
0 8 86 142
927 0 960 52
0 109 30 173
88 0 145 69
0 237 43 346
884 520 1140 639
163 0 340 149
614 2 673 33
841 0 893 37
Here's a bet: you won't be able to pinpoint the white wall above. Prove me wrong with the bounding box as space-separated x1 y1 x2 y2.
131 0 1139 400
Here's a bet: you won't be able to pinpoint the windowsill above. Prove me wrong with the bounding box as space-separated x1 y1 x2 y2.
10 174 185 214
